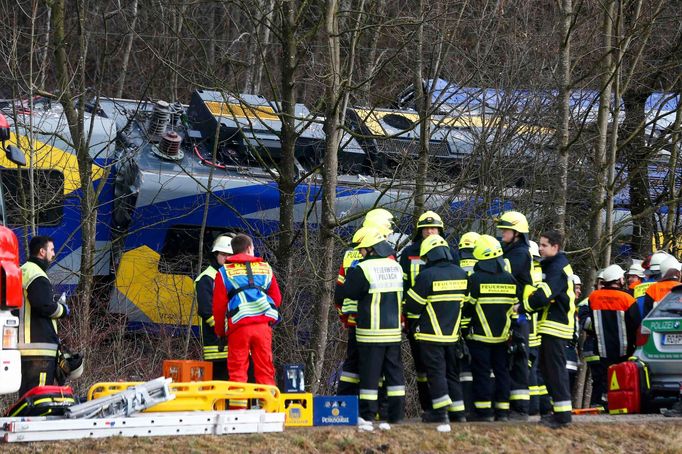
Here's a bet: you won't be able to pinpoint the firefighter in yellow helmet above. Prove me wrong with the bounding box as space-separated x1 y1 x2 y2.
335 226 373 396
497 211 533 420
404 235 469 427
363 208 395 236
464 235 521 422
338 227 405 430
399 211 459 412
457 231 480 418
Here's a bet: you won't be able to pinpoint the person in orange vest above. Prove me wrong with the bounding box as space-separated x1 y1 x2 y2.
213 234 282 388
643 256 681 315
584 264 636 409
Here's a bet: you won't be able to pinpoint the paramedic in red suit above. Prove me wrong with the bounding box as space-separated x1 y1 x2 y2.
213 234 282 385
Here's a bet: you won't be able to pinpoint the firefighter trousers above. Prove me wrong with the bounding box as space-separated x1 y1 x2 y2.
337 327 360 395
420 342 465 419
228 322 275 385
509 319 530 414
460 339 474 416
19 356 57 397
539 335 572 424
469 340 510 418
528 346 551 415
358 343 405 422
407 320 431 412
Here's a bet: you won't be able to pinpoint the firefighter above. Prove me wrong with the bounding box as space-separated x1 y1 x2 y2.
626 260 646 293
335 226 373 395
363 208 395 236
643 256 681 314
578 269 602 407
213 234 282 388
527 240 550 417
18 236 70 396
339 228 405 431
465 234 520 422
404 235 468 427
584 264 636 409
400 211 457 413
634 251 670 319
497 211 533 420
458 231 480 416
195 234 233 380
520 230 575 428
565 274 581 391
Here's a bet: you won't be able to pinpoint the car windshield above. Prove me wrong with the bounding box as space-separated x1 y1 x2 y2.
650 289 682 317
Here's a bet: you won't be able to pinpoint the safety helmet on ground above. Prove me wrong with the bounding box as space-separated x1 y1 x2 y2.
212 234 234 254
496 211 529 234
363 208 394 236
420 234 452 262
627 260 646 278
352 226 373 245
647 251 671 275
416 211 444 230
660 256 681 277
473 234 503 261
459 232 480 250
528 240 540 259
602 264 625 283
571 274 582 286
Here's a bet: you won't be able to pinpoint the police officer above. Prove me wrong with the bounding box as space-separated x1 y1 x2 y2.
465 235 520 422
405 235 468 427
400 211 458 412
18 236 70 396
195 234 233 380
497 211 533 420
457 231 480 417
520 230 575 428
339 228 405 431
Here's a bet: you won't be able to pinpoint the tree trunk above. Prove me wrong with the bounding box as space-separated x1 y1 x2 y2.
412 3 427 219
555 0 572 235
116 0 139 98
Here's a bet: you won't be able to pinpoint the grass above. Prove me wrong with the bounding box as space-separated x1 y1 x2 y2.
5 420 682 454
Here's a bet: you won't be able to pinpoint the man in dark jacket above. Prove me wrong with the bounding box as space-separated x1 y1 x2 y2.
400 211 458 412
520 230 576 428
405 235 468 427
18 236 70 396
195 234 233 380
498 210 533 420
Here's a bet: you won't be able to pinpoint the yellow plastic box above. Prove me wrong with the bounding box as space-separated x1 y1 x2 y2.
280 392 313 427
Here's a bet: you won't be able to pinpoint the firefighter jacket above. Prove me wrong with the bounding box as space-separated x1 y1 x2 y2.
502 240 533 287
527 259 543 348
586 287 636 360
334 248 363 327
404 259 468 343
18 257 67 358
522 252 575 340
643 279 681 316
464 259 521 344
400 239 458 320
459 251 477 332
339 255 403 344
195 261 227 361
577 298 599 363
213 253 282 337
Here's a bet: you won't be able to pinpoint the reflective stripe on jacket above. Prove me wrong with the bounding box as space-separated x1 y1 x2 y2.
19 260 61 357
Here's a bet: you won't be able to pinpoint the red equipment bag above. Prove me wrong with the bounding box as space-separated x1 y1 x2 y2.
5 385 77 417
607 358 650 414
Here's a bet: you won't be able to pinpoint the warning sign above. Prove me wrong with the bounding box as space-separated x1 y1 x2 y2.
610 372 620 391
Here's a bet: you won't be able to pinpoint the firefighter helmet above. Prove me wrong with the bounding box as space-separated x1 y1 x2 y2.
212 234 234 254
627 260 646 278
571 274 582 286
473 235 503 261
420 234 452 262
58 350 84 381
647 251 671 274
355 227 387 250
352 226 373 245
363 208 394 236
496 211 529 234
529 240 540 259
416 211 444 230
660 256 681 277
602 264 625 283
458 231 480 250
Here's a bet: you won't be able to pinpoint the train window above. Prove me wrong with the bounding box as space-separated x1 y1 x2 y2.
0 169 64 226
158 225 237 276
